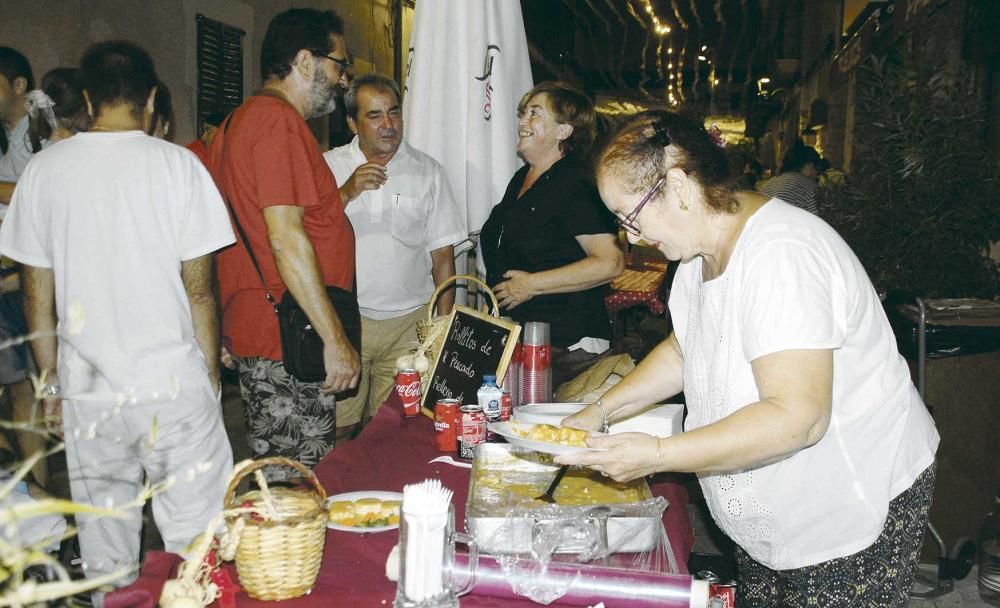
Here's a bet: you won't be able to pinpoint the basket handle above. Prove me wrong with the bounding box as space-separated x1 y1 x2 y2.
223 457 327 507
426 274 500 324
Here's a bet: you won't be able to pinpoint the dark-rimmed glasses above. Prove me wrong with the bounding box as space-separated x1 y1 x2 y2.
311 51 353 71
616 118 672 237
618 176 665 237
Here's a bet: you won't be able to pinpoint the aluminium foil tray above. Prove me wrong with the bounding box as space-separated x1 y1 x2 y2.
466 442 664 555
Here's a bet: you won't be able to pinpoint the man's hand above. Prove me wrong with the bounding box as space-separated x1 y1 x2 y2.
494 270 536 310
339 162 387 203
43 397 63 438
323 335 361 393
220 345 237 370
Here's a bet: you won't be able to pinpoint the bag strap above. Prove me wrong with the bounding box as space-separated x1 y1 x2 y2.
218 111 279 315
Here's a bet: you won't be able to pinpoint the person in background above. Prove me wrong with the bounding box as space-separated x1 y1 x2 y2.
1 66 91 490
0 46 34 205
210 8 359 473
733 158 763 191
324 73 464 440
0 40 235 594
558 111 939 607
146 80 172 140
185 111 225 166
26 68 89 152
0 46 45 488
755 139 821 214
817 157 846 189
479 82 624 387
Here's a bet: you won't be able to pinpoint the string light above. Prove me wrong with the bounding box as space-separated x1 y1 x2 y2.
640 0 672 35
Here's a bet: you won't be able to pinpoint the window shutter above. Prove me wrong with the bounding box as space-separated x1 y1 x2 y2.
196 14 245 132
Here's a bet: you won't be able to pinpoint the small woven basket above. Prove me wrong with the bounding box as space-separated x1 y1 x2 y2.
416 274 500 365
223 457 328 601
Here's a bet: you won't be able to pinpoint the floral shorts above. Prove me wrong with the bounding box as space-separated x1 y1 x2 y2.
736 464 936 608
236 356 337 477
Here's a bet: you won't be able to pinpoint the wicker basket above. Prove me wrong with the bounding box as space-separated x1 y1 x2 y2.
416 274 500 365
224 457 328 601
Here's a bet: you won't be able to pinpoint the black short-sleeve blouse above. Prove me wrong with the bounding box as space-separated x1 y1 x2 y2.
479 154 617 346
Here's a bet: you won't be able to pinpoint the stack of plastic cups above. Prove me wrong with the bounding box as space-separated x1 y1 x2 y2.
501 318 522 409
520 322 552 405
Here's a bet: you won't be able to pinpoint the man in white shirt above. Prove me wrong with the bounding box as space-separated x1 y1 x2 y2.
325 73 465 438
0 41 235 593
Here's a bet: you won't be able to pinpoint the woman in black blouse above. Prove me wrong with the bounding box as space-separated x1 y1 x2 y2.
480 82 624 386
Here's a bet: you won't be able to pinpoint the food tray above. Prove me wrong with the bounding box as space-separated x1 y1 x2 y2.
466 443 663 555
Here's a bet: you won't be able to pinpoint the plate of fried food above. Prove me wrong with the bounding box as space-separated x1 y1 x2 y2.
325 491 403 532
487 421 607 456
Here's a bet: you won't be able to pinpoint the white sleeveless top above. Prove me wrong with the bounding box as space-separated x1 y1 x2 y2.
670 199 938 570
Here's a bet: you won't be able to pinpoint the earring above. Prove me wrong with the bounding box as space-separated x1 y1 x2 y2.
679 199 689 211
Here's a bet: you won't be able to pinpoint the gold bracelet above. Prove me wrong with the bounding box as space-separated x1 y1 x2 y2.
654 438 662 470
595 399 610 433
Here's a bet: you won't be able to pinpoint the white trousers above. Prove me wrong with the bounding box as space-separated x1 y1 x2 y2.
63 385 233 585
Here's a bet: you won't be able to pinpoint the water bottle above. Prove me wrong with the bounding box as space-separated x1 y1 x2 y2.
979 488 1000 605
477 374 503 441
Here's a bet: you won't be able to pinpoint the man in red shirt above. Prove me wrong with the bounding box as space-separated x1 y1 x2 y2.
184 111 224 165
210 8 359 473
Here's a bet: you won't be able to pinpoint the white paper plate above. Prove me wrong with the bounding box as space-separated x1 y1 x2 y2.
488 421 607 456
514 403 685 438
324 490 403 533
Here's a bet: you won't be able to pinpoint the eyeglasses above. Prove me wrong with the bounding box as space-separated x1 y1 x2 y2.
311 51 352 71
616 118 672 237
618 176 665 237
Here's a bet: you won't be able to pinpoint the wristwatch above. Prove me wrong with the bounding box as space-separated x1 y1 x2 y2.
42 383 61 398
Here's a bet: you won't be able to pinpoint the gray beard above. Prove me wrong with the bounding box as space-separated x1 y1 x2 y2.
305 70 338 119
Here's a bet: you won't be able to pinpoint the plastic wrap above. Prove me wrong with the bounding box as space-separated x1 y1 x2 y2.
451 552 707 607
466 443 681 604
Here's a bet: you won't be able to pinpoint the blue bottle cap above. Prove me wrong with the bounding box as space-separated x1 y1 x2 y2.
483 374 496 384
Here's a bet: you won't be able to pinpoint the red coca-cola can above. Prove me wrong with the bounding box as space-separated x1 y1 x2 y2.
500 390 512 422
395 369 421 417
709 582 736 608
434 399 461 452
458 405 486 459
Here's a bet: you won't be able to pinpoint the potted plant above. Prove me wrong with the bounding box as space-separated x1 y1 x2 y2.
817 47 1000 299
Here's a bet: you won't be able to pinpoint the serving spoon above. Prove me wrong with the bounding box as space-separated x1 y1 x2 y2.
535 465 569 504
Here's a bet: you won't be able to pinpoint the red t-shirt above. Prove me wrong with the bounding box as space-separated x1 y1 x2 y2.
185 139 209 166
209 96 355 360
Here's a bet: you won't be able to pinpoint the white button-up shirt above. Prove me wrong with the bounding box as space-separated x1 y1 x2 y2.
325 137 465 320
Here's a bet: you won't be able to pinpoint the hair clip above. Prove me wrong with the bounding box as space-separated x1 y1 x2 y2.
708 124 726 149
642 118 671 148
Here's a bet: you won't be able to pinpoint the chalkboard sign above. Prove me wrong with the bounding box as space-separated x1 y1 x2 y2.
421 305 520 415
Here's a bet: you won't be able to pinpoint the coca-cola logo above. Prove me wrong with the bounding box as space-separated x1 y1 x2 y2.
398 381 421 398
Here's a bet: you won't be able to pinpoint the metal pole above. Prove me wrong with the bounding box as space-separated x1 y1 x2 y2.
392 0 404 87
917 297 927 399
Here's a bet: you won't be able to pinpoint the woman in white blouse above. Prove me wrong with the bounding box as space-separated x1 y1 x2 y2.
558 111 939 608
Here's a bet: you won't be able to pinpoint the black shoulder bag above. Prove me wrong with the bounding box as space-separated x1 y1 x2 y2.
219 109 361 382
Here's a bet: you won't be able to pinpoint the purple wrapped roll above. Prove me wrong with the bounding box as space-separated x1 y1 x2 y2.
452 552 708 607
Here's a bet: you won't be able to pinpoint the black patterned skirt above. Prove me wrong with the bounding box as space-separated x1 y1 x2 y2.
735 464 936 608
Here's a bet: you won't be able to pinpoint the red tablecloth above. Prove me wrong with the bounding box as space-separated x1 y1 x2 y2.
107 395 693 607
604 266 668 316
